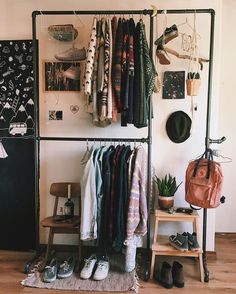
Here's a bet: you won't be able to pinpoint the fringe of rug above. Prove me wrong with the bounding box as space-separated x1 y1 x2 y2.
21 272 35 286
21 258 44 286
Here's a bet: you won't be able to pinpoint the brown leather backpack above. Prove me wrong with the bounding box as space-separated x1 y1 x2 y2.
185 149 223 208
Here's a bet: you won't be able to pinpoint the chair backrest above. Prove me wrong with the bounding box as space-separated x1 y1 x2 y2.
49 182 80 216
50 182 80 198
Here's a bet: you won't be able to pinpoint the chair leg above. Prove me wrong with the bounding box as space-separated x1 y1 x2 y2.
78 230 81 262
74 228 81 273
45 228 54 264
37 228 54 272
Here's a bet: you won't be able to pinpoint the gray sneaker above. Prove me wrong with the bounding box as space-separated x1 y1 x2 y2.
55 47 86 61
187 232 200 251
43 258 58 283
48 24 78 42
57 256 76 279
169 232 188 251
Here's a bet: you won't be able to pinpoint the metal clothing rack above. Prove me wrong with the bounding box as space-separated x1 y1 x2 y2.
30 8 154 277
28 8 223 282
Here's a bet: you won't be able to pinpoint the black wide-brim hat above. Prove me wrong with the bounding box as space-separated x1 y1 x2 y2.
166 111 192 143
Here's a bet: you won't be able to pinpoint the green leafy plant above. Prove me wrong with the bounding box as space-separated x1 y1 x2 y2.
154 174 182 197
187 72 200 80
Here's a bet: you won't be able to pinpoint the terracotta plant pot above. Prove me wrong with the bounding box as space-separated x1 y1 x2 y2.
186 79 201 96
158 195 174 210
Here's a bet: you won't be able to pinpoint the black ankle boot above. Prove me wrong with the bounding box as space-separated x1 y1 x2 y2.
172 261 184 288
158 262 173 289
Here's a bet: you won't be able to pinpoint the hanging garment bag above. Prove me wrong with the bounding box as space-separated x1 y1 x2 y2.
185 149 223 208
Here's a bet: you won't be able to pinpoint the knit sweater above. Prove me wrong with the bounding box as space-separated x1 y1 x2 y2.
126 146 148 239
84 17 97 96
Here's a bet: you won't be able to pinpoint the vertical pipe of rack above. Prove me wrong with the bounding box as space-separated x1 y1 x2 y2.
144 13 154 281
203 9 215 283
32 11 40 253
23 11 41 273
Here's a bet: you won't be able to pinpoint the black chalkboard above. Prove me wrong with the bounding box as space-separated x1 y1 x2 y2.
0 139 36 250
0 40 36 250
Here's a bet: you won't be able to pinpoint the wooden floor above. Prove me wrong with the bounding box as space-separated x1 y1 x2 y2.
0 234 236 294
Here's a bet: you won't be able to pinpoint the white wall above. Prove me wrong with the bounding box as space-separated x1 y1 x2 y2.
0 0 223 250
216 0 236 232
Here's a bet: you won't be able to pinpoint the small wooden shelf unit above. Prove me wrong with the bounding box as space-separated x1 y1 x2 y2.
150 208 204 282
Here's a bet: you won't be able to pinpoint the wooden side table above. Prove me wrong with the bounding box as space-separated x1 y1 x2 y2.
150 208 204 282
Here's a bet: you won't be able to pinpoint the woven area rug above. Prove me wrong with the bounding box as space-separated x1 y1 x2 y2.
21 255 139 292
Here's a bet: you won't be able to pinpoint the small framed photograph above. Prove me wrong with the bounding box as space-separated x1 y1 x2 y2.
43 61 81 92
163 71 185 99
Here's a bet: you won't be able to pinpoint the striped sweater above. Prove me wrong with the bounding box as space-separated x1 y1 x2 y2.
126 146 148 239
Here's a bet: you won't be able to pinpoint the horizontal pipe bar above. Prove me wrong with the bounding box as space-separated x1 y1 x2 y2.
32 8 214 18
0 136 35 140
39 136 148 143
32 9 153 17
158 8 215 15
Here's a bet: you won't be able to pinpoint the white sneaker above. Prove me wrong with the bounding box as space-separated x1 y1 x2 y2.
93 258 109 281
80 254 97 279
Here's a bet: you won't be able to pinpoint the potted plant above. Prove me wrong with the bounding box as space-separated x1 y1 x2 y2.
154 174 182 210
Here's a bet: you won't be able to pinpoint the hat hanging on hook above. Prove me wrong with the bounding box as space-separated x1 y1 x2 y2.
0 140 8 159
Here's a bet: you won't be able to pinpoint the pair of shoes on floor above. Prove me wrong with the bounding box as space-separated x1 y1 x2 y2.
80 254 109 281
55 47 86 61
43 256 76 283
155 261 184 289
169 232 200 251
155 24 178 65
48 24 78 42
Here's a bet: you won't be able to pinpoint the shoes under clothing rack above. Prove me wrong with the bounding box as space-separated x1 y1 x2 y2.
27 8 224 282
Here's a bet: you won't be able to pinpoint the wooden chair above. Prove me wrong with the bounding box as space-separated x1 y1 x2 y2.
41 182 81 267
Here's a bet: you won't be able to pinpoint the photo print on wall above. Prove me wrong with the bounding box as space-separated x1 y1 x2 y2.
0 40 35 137
163 71 185 99
49 110 63 120
43 61 81 92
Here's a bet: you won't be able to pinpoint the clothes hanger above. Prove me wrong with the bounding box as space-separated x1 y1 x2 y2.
39 10 50 35
212 150 232 164
216 155 232 164
177 13 201 42
80 139 91 165
177 14 194 31
73 10 85 29
192 149 232 164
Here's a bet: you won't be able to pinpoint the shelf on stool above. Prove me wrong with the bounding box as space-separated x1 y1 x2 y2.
150 208 204 282
152 242 203 257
